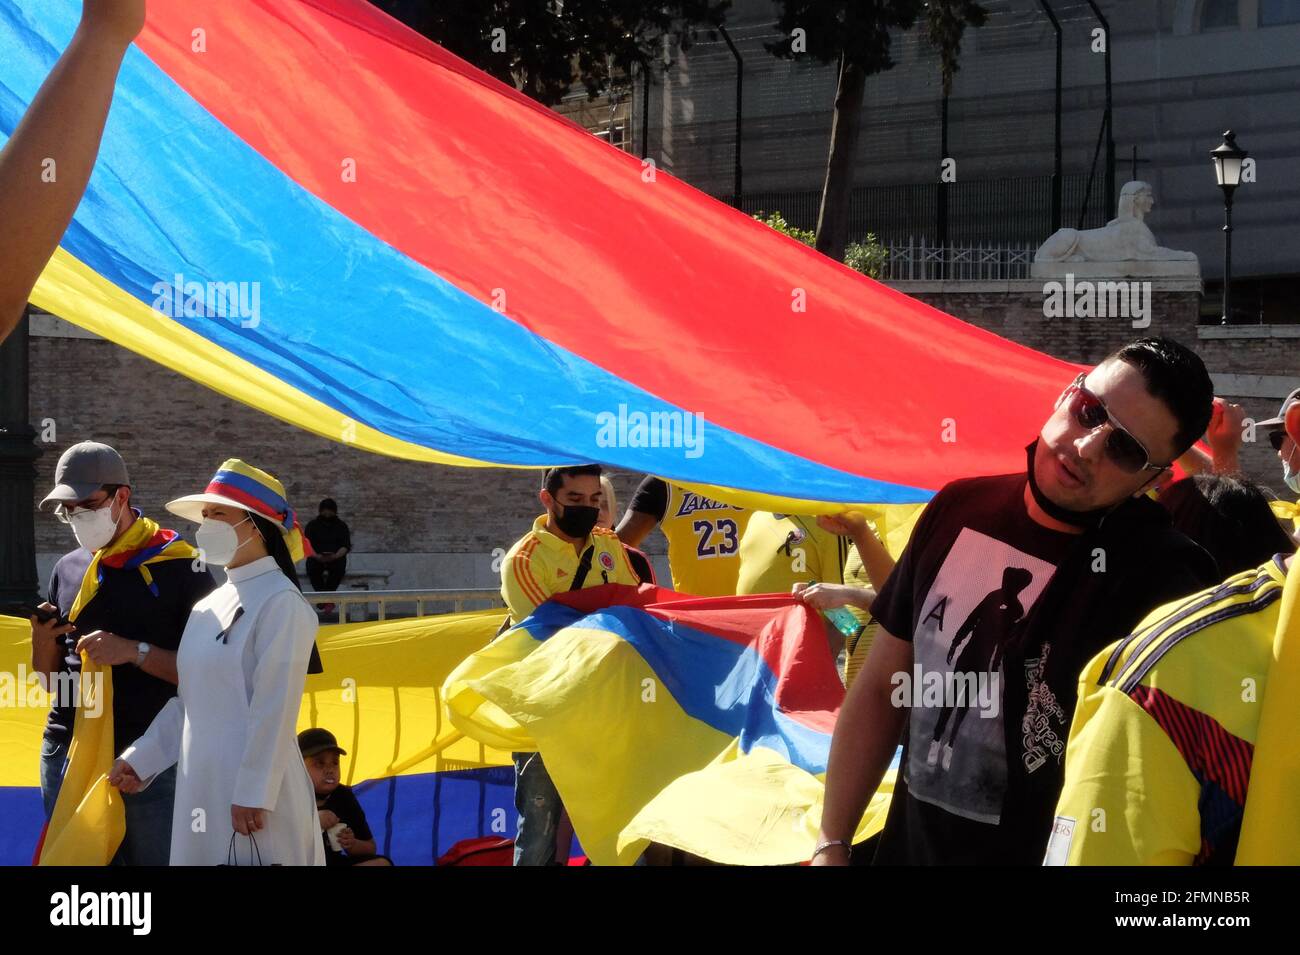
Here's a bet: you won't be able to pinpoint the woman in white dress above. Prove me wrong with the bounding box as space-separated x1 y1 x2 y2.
109 459 324 866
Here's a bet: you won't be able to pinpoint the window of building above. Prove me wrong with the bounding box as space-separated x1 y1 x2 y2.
1201 0 1239 29
1261 0 1300 25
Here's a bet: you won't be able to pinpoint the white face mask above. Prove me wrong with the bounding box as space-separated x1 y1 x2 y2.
69 498 121 552
1284 443 1300 496
196 516 252 567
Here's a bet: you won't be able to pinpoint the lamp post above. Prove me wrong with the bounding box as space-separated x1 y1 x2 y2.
1210 130 1247 325
0 306 40 604
718 25 743 209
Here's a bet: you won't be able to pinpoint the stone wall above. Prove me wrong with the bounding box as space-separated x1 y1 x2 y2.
23 289 1297 590
26 318 661 591
892 280 1296 489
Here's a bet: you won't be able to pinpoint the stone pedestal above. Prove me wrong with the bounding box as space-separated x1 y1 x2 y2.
883 279 1203 366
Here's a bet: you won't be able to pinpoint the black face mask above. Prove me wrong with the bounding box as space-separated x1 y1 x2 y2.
553 503 600 539
1025 440 1113 531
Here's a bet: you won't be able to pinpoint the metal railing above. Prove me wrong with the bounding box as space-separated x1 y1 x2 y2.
882 238 1036 282
738 173 1107 248
302 588 503 622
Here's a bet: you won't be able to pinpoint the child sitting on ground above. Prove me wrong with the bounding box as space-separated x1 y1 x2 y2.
299 728 392 866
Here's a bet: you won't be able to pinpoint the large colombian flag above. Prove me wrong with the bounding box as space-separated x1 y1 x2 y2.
445 584 894 865
0 0 1080 516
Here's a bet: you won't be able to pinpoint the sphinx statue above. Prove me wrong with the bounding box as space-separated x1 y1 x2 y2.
1032 181 1199 277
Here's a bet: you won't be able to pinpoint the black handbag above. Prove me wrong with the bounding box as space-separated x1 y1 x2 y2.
220 831 271 866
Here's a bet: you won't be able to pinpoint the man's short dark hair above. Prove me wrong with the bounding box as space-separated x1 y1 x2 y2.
542 464 602 496
1103 337 1213 459
319 498 337 512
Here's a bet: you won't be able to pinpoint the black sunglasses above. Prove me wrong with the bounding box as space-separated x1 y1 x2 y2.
1269 430 1288 452
1062 373 1168 474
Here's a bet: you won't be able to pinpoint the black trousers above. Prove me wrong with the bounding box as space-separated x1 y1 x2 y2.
307 558 347 592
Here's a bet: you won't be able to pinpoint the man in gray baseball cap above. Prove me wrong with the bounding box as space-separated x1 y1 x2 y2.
31 440 217 865
38 441 131 512
1257 387 1300 432
1261 387 1300 503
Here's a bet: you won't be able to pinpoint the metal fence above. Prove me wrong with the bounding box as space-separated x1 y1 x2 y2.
881 238 1036 282
739 172 1108 248
303 588 503 623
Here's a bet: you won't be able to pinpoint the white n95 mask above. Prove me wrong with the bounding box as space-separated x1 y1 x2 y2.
196 516 252 567
68 499 120 552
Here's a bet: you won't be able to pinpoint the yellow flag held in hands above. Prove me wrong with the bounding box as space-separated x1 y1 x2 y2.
35 657 123 866
36 516 198 866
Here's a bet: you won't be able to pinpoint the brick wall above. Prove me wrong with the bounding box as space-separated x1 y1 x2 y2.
25 288 1297 588
891 281 1297 490
27 329 658 589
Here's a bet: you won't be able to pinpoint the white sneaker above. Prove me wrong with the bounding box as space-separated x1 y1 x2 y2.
942 743 954 771
926 740 941 767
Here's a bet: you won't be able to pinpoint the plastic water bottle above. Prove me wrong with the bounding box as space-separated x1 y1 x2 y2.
821 606 862 638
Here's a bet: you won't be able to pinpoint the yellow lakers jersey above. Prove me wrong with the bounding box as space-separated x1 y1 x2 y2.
659 484 751 596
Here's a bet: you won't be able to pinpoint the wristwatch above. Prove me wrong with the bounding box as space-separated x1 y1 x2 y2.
135 642 151 667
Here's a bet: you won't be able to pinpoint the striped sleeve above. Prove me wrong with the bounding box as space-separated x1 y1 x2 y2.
502 538 549 622
1050 664 1201 865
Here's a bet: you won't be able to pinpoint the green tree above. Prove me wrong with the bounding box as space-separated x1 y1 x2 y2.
753 211 816 246
923 0 987 99
371 0 730 106
844 235 888 279
924 1 988 257
767 1 985 260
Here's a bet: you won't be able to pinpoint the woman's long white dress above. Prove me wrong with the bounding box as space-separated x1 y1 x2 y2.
122 556 325 865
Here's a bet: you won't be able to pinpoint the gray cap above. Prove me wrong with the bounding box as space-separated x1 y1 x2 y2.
1258 387 1300 429
39 441 130 511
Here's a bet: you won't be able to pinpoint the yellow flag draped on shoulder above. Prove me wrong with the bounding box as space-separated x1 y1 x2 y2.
36 516 197 866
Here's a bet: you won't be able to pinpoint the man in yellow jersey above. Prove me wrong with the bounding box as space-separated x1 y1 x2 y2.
499 464 641 865
616 477 749 595
735 511 849 595
1048 391 1299 865
735 511 852 659
501 465 640 625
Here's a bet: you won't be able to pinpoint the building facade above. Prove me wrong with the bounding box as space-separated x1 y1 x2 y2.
641 0 1300 321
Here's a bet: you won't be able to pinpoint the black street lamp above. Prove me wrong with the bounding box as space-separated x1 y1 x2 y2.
1210 130 1247 325
0 305 41 604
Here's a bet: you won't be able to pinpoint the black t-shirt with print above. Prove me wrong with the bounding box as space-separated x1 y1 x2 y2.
44 547 217 752
868 472 1217 865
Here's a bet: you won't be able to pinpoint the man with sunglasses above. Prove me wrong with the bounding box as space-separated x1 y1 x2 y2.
813 338 1219 866
30 441 215 865
1048 386 1299 865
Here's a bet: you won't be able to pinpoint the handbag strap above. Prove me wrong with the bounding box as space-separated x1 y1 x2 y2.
570 545 596 591
226 830 264 866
